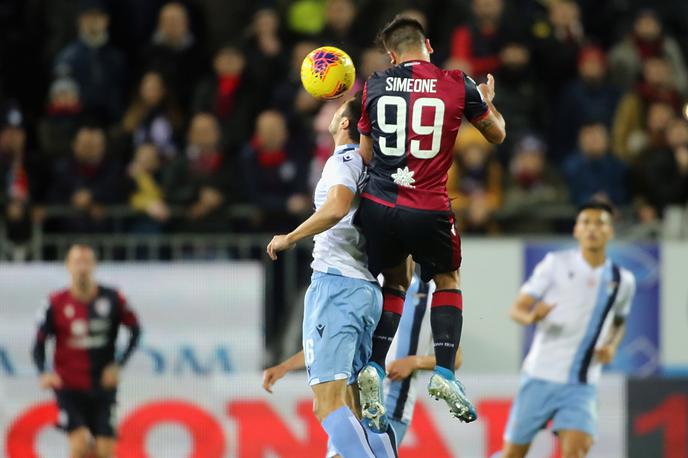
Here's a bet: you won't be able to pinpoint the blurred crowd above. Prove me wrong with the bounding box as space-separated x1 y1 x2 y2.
1 0 688 246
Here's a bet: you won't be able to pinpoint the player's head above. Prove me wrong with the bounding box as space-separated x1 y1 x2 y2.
328 93 362 143
66 244 97 288
375 17 432 65
573 201 615 251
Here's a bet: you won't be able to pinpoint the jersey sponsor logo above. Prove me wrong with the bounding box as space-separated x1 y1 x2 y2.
95 298 111 317
69 335 108 349
70 319 88 336
391 166 416 188
385 77 437 93
89 318 111 333
64 305 75 318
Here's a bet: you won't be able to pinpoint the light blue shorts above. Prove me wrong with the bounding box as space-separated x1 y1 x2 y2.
504 376 597 444
303 270 383 386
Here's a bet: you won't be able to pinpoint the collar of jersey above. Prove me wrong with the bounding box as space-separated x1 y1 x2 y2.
334 143 358 155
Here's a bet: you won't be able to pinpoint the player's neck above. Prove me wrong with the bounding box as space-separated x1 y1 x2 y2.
333 132 355 148
70 281 98 302
580 248 606 268
397 53 430 64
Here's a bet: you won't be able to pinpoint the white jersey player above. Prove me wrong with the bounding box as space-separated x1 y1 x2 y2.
501 202 637 458
267 96 397 458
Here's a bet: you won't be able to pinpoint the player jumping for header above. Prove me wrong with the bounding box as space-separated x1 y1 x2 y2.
355 16 506 428
501 202 636 458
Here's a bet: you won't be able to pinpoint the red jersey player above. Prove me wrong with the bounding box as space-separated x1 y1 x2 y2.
355 17 506 429
32 244 141 458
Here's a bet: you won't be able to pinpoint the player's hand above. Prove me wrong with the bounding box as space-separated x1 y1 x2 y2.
477 74 496 103
101 363 120 389
262 364 288 393
39 372 63 390
387 356 418 381
267 235 295 260
531 301 554 323
594 345 616 364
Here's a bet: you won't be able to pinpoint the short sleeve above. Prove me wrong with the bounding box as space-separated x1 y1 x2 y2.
357 81 372 136
613 271 636 320
322 152 364 194
521 253 556 299
463 73 489 123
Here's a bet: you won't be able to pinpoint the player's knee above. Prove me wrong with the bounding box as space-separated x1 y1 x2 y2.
561 437 592 458
501 442 528 458
433 270 460 290
69 430 91 457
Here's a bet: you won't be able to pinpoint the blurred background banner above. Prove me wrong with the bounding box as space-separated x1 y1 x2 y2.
1 374 626 458
0 262 264 377
522 242 660 376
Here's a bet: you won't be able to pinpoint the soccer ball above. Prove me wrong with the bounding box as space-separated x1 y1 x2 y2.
300 46 356 100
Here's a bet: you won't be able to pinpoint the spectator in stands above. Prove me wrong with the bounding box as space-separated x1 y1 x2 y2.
239 110 311 231
447 124 503 233
126 143 170 232
318 0 362 61
48 126 123 231
612 56 682 161
493 40 545 162
358 47 390 83
446 0 507 78
142 2 206 109
552 46 620 162
530 0 584 101
162 113 230 230
564 122 628 206
53 0 126 124
192 46 256 152
633 119 688 223
242 8 286 109
0 105 32 255
38 77 84 159
626 101 676 159
608 9 688 95
272 40 320 117
502 135 568 233
122 71 183 160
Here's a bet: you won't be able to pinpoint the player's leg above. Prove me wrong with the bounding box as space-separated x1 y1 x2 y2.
558 430 593 458
551 383 597 458
67 427 92 458
94 437 115 458
304 273 377 457
90 389 117 458
501 378 560 457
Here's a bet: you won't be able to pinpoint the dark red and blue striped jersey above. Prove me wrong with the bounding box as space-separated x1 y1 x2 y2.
358 60 489 212
33 285 141 390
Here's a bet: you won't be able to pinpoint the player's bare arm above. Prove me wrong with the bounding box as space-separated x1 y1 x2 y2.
509 293 554 326
267 184 355 260
595 318 626 364
387 347 463 381
262 351 306 393
473 74 506 144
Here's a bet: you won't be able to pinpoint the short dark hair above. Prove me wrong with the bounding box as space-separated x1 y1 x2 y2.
341 92 362 143
577 201 614 217
375 17 426 54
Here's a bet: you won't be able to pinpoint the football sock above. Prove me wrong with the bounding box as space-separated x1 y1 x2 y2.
361 421 399 458
322 406 375 458
430 289 463 374
369 288 404 369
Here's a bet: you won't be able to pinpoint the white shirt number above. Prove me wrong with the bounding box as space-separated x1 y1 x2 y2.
376 96 445 159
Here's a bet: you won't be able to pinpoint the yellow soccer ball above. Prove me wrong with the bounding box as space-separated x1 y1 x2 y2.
300 46 356 100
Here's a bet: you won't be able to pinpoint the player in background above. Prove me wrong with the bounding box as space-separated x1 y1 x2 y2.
32 244 141 458
500 202 636 458
267 95 397 458
355 16 506 428
263 267 463 450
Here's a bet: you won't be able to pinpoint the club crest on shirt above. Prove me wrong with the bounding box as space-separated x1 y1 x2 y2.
95 298 111 317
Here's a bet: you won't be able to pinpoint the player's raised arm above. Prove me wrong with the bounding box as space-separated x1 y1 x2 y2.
267 184 355 260
469 74 506 145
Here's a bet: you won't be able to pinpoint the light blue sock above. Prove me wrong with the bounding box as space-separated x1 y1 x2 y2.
434 365 455 380
322 406 375 458
361 421 398 458
368 361 386 379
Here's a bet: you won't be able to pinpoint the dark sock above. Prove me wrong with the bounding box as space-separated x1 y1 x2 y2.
430 289 463 373
370 288 404 369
